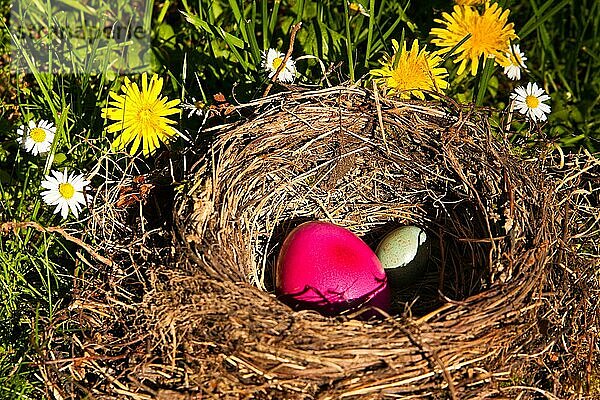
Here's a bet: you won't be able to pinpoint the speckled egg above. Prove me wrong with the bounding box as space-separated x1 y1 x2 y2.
376 226 430 285
275 221 390 317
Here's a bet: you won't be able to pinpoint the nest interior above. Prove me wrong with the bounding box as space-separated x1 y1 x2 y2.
38 87 600 399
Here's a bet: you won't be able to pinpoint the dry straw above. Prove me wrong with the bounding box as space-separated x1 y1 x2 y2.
38 86 598 399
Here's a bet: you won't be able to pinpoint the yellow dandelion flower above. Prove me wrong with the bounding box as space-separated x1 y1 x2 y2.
102 73 181 157
455 0 485 5
370 39 448 99
430 2 517 76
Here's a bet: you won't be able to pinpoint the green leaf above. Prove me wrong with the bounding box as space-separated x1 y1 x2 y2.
157 23 176 50
52 153 67 166
156 0 171 25
227 0 249 43
246 1 261 65
183 12 245 49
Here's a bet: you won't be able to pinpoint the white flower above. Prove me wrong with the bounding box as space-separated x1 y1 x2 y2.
503 44 527 80
41 169 91 219
349 2 369 17
261 48 296 83
182 97 205 118
510 82 551 122
18 119 56 156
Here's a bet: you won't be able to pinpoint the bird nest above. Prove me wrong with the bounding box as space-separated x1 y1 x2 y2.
38 87 599 399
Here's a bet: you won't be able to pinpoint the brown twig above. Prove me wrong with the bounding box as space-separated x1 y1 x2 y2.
262 22 302 98
372 80 389 153
1 221 113 266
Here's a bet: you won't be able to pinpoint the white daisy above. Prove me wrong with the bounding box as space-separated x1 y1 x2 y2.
348 2 369 17
261 48 296 83
41 169 91 219
18 119 56 156
503 44 528 80
510 82 552 122
182 97 205 118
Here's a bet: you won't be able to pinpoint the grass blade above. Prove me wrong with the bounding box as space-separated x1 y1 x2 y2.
268 0 281 40
518 0 570 39
247 1 261 64
294 0 305 25
262 0 268 50
226 0 251 50
342 0 355 82
364 0 376 67
442 33 472 62
474 56 495 106
369 15 402 56
183 12 245 49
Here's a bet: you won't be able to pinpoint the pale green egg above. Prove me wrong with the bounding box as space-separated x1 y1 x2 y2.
376 226 430 285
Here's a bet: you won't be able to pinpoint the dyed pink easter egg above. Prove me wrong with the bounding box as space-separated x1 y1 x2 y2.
275 221 390 317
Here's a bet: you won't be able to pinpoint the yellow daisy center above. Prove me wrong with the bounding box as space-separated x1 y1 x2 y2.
525 95 539 109
272 57 283 70
30 127 47 143
59 183 75 199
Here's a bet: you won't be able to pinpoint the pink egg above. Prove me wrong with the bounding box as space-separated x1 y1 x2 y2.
275 221 390 317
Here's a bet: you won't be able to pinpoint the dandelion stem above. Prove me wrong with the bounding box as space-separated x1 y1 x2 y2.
475 56 495 106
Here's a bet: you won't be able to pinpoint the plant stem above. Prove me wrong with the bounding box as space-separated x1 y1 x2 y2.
343 0 355 82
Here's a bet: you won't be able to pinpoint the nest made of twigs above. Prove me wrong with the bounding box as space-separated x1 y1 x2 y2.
37 86 599 400
171 86 568 398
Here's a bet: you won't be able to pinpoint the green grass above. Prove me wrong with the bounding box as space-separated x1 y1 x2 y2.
0 0 599 396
